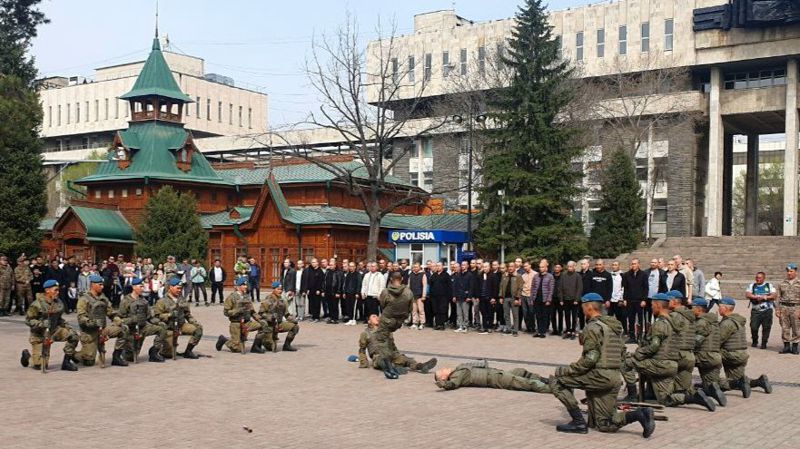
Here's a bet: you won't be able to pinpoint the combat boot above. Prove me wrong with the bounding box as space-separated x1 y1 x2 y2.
282 334 297 352
415 357 438 374
624 407 655 438
148 346 165 363
779 342 791 354
379 359 398 380
691 390 716 412
556 408 588 434
793 343 799 354
183 342 199 359
20 349 30 368
61 354 78 371
705 383 727 407
750 375 772 394
215 335 228 351
112 349 129 367
733 378 751 398
250 339 266 354
624 383 638 402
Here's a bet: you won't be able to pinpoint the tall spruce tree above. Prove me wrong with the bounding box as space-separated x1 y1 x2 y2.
135 186 208 263
0 0 48 260
589 149 646 257
475 0 586 262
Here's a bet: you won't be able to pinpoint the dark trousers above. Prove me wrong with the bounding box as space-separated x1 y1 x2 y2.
533 300 550 334
551 299 564 334
750 308 773 345
309 293 323 319
576 302 586 330
248 277 260 302
449 300 458 326
432 295 449 327
608 301 627 335
148 292 158 306
326 293 339 320
479 296 493 330
627 299 650 340
563 299 577 332
364 296 380 318
521 296 534 332
192 283 207 304
210 281 224 304
341 294 356 320
322 295 330 317
355 296 366 321
424 295 434 327
494 302 505 326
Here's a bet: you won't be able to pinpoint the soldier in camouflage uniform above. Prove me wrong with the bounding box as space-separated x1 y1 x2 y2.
376 271 414 340
629 293 716 411
359 314 437 378
716 297 772 397
75 275 131 367
690 297 727 406
153 277 203 359
0 255 14 316
13 255 33 315
777 263 800 354
20 280 79 371
163 256 179 281
551 293 655 438
435 359 550 393
216 277 267 353
258 282 299 352
118 278 166 362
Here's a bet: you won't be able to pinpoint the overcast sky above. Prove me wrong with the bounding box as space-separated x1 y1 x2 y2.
31 0 590 127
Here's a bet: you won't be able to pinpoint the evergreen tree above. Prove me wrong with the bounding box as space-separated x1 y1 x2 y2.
589 149 646 257
0 0 48 260
135 186 208 263
475 0 586 263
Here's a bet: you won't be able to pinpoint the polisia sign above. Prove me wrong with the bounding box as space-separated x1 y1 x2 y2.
389 230 469 243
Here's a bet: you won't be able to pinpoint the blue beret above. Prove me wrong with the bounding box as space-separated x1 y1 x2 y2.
235 277 248 286
691 297 708 308
720 297 737 307
787 263 797 271
271 281 281 289
43 279 59 289
581 293 603 303
650 293 670 302
666 290 685 299
89 274 104 284
168 277 182 287
131 278 143 286
347 355 358 362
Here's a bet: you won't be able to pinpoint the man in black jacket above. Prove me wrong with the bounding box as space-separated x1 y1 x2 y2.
476 262 499 333
306 258 325 322
62 256 80 312
622 258 650 343
428 262 452 330
664 259 686 298
341 261 361 324
323 258 342 324
585 259 613 301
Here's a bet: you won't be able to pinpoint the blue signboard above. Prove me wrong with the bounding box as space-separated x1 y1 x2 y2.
388 229 469 243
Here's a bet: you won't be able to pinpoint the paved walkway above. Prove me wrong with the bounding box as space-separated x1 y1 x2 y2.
1 300 797 449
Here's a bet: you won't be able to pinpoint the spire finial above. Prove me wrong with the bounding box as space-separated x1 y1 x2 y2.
155 0 159 38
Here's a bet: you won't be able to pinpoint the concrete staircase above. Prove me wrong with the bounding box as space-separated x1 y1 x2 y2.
616 236 800 298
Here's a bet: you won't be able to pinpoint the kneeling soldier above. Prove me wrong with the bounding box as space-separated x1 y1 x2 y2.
435 360 549 393
259 282 299 352
690 297 726 406
20 279 79 371
717 297 772 397
359 314 436 378
154 277 203 359
216 277 266 353
119 278 166 362
552 293 655 438
75 275 130 367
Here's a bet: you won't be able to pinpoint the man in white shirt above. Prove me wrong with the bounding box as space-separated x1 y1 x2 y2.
295 260 306 321
609 261 626 334
361 262 384 317
209 259 225 305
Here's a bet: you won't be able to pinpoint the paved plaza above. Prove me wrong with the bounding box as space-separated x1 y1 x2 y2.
2 298 798 449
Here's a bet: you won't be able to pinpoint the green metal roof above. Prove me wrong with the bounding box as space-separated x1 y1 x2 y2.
216 161 415 188
76 122 232 186
200 207 254 229
119 38 192 103
70 206 134 244
39 218 57 231
285 206 469 230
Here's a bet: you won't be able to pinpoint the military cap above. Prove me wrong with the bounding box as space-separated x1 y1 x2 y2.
130 277 143 286
168 277 182 287
43 279 59 289
666 290 685 299
235 277 248 287
89 274 104 284
650 292 670 302
581 292 603 303
271 281 281 289
346 355 358 362
787 263 798 271
691 297 708 308
720 297 737 307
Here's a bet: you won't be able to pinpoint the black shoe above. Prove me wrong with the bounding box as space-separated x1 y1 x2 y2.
250 340 266 354
624 383 638 402
111 349 129 367
417 357 438 374
556 408 588 434
705 383 727 407
20 349 30 367
760 341 767 349
692 390 716 412
215 335 227 351
625 407 655 438
793 343 799 355
737 378 751 398
148 346 165 362
183 343 199 359
61 354 78 371
751 341 758 348
751 375 772 394
779 342 791 354
282 340 297 352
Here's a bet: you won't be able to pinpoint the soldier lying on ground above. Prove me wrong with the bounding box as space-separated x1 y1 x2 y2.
359 314 436 379
434 359 551 393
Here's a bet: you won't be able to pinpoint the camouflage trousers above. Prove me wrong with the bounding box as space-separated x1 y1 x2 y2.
127 322 168 354
0 287 10 311
28 326 78 368
551 369 624 432
371 351 418 371
162 322 203 357
264 320 299 351
718 349 750 390
225 320 264 352
15 283 32 309
779 305 800 343
76 324 129 365
629 357 678 406
695 351 723 388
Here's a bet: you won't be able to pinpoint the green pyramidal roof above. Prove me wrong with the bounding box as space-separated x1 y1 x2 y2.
119 38 192 103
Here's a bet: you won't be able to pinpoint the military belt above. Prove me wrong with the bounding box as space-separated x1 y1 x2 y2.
779 302 800 307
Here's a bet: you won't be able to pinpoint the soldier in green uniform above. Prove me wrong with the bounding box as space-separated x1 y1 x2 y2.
20 279 79 371
0 255 14 316
258 282 299 352
118 278 166 362
716 297 773 397
163 256 179 281
75 275 131 367
13 254 33 314
435 360 551 393
690 297 726 406
216 277 267 353
359 314 437 378
376 271 414 340
629 293 715 411
153 277 203 359
551 293 655 438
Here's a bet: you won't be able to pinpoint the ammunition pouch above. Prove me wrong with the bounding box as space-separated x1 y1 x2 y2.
91 301 108 328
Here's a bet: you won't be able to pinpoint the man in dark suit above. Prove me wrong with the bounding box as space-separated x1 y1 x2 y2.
623 258 650 343
428 262 452 330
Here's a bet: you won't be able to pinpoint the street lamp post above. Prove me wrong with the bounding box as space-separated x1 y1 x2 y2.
498 189 506 262
453 108 486 251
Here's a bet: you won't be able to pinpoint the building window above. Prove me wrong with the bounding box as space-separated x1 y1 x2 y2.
724 68 787 89
653 198 668 222
135 188 142 196
85 101 89 122
115 100 119 119
121 188 128 198
227 103 232 125
407 56 415 82
556 35 563 60
410 172 419 186
248 107 252 129
442 51 450 77
391 57 399 83
664 19 674 51
587 199 601 225
58 105 62 125
619 25 627 55
635 158 648 182
108 189 114 199
94 100 99 121
206 98 211 120
422 137 433 158
238 106 243 127
125 100 129 117
459 48 467 75
104 98 109 120
210 248 222 263
218 101 222 123
76 102 80 123
301 247 315 264
596 29 605 58
270 248 281 283
94 190 100 199
576 32 584 61
196 97 201 118
409 243 424 265
48 106 52 127
641 22 650 52
424 53 432 81
478 46 486 74
185 99 190 117
423 171 433 191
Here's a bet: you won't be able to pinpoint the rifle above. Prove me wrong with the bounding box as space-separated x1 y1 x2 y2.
240 299 251 354
171 303 185 360
41 311 58 374
131 299 148 364
92 301 109 368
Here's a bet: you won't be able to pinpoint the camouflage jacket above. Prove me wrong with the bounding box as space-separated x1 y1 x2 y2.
76 291 117 330
14 264 33 284
153 293 198 325
259 292 289 323
25 295 68 334
0 265 14 289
